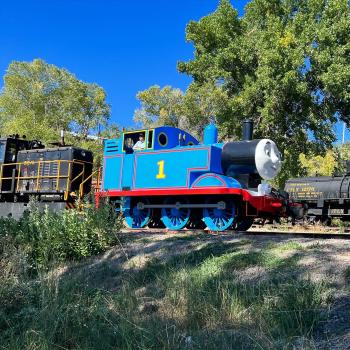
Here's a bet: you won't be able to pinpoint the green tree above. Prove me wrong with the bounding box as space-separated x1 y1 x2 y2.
136 0 350 186
183 82 231 139
299 149 337 176
134 83 230 140
178 0 350 186
0 59 110 143
134 85 186 128
333 142 350 174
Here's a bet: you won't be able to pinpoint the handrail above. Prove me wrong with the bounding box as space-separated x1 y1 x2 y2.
0 159 90 195
79 167 101 198
56 161 61 191
71 164 85 185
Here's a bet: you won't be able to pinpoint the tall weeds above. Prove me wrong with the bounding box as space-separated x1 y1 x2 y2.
0 200 121 271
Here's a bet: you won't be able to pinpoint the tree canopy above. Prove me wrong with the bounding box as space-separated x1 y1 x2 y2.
134 83 229 138
0 59 111 143
135 0 350 185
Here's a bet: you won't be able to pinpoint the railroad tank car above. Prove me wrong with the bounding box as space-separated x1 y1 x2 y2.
0 135 93 219
96 121 284 231
285 161 350 222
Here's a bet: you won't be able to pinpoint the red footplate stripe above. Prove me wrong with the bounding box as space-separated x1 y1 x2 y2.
96 187 242 197
95 187 284 214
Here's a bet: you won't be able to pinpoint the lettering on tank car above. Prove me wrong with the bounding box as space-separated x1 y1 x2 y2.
300 186 316 192
329 209 344 215
288 182 321 197
287 183 312 191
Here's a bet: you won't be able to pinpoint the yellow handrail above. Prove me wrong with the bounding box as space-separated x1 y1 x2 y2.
65 162 72 199
0 159 92 195
71 167 85 184
79 167 101 198
16 163 22 192
56 161 61 191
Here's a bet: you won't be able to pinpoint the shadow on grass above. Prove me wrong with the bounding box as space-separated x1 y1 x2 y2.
131 240 249 286
2 234 347 350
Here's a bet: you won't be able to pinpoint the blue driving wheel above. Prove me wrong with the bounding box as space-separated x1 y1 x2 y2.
161 197 190 230
203 199 236 232
124 198 151 229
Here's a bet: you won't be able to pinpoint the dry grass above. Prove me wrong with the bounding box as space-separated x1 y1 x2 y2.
2 231 347 349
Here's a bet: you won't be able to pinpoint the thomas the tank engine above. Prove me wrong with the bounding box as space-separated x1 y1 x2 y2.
97 120 283 231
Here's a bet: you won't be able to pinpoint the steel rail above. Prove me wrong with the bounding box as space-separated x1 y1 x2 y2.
121 228 350 239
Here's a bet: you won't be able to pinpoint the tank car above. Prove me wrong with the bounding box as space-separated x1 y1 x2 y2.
96 121 284 231
0 135 93 219
285 161 350 222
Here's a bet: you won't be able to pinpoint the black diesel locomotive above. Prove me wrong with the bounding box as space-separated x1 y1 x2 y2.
0 135 93 219
285 161 350 222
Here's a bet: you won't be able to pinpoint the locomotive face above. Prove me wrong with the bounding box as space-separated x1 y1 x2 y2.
255 139 282 180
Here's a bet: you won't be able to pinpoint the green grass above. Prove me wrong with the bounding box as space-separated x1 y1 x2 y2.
0 233 332 350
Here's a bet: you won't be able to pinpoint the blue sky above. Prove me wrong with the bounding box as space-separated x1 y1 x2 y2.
0 0 246 127
0 0 347 142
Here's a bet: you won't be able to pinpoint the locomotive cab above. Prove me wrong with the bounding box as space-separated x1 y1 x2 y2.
121 127 199 153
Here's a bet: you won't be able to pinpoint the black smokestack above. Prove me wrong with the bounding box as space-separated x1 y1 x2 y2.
242 119 253 140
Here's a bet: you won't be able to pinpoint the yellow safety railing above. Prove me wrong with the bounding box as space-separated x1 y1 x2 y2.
0 159 92 199
79 167 101 198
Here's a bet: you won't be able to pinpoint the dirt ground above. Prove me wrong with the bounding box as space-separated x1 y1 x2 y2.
86 230 350 349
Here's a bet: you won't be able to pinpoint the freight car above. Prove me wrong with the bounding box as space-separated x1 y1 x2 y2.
0 135 93 219
285 162 350 223
96 121 285 231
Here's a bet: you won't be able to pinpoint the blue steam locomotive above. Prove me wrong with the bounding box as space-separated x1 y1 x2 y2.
96 121 284 231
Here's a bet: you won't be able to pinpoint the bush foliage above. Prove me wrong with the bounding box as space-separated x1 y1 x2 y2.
0 201 122 271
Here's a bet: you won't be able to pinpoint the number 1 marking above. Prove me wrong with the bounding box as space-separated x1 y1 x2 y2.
156 160 166 179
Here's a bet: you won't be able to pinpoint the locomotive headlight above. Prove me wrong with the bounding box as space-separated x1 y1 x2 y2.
255 139 282 180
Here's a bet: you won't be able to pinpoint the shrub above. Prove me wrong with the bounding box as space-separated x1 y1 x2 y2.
0 200 122 271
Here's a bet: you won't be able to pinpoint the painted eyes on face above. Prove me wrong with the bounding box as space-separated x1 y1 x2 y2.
264 142 271 157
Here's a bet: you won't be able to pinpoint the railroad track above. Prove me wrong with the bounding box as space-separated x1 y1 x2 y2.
240 230 350 239
123 226 350 239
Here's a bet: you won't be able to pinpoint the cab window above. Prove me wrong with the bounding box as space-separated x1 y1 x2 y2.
123 132 146 152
